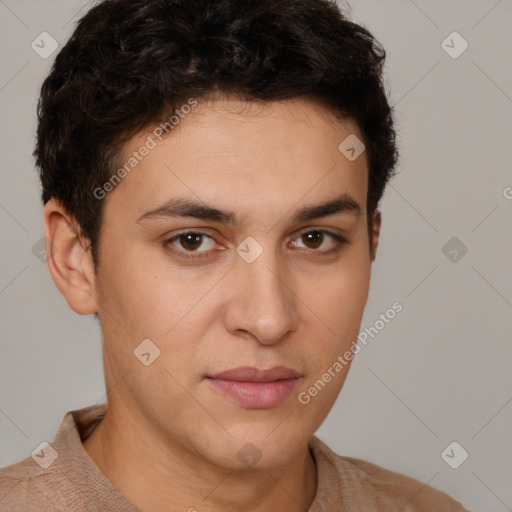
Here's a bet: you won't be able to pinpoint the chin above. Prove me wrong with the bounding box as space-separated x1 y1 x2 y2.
199 425 309 471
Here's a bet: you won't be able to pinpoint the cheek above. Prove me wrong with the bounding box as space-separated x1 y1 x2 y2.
96 246 221 388
331 268 369 330
96 252 206 403
296 245 371 401
309 252 371 336
97 242 191 336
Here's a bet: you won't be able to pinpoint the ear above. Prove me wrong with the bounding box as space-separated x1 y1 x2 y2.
370 210 381 262
43 198 98 315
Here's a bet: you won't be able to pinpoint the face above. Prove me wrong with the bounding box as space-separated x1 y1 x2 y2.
93 95 377 470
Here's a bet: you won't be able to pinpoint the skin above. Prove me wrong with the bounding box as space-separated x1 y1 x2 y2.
44 95 380 512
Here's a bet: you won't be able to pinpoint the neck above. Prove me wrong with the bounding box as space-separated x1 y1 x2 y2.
83 404 318 512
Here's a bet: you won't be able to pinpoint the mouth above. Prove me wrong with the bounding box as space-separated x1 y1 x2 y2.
205 366 302 409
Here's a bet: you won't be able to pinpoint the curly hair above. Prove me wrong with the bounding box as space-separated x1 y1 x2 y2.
34 0 398 269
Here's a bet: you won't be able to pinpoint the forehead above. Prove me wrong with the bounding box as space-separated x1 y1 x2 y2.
106 95 369 222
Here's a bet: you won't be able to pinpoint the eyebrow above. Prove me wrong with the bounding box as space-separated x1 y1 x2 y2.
136 193 361 225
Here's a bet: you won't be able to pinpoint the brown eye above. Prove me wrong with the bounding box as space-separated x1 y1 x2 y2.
178 233 204 251
292 229 348 253
302 231 324 249
164 231 218 259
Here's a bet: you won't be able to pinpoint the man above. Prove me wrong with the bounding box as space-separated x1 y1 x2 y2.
0 0 469 510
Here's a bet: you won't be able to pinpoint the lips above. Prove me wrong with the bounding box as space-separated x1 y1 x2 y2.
206 366 302 408
210 366 301 382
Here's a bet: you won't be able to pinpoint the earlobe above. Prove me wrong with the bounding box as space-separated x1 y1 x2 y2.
43 198 98 315
370 210 381 262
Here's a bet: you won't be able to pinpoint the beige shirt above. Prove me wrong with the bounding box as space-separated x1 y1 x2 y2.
0 404 469 511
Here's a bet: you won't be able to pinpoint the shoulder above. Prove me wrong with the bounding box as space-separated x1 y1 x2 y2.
0 405 107 512
0 453 67 511
341 455 469 511
309 436 470 511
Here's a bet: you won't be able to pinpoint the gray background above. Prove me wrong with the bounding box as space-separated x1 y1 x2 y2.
1 0 511 510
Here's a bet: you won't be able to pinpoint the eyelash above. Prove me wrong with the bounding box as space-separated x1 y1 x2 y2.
163 229 349 261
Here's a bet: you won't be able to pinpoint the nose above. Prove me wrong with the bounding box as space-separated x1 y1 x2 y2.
223 244 299 346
